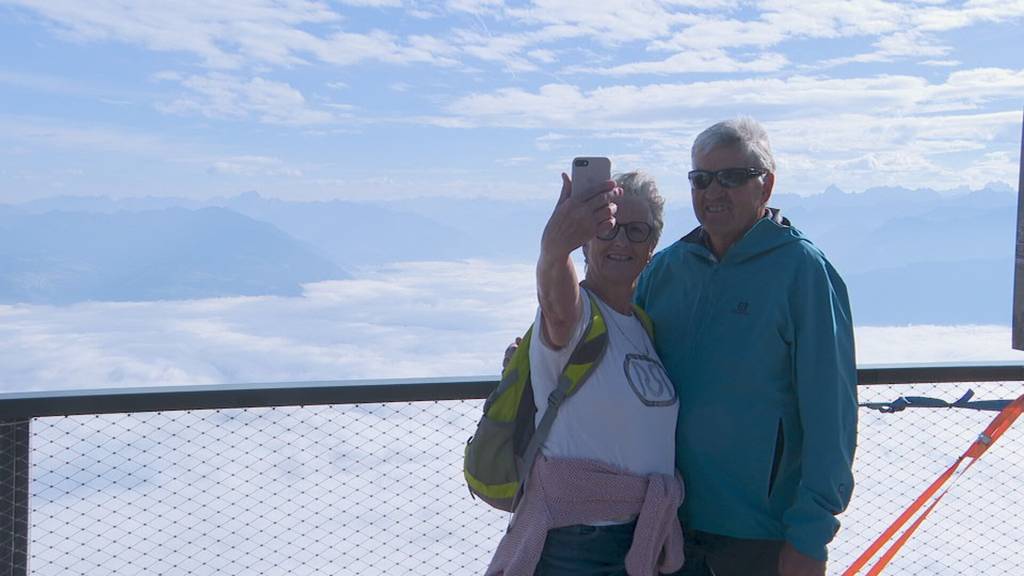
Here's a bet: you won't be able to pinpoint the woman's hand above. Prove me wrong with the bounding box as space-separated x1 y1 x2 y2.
502 337 522 370
540 173 621 259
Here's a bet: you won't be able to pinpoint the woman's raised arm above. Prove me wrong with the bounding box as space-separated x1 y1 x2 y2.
536 173 620 349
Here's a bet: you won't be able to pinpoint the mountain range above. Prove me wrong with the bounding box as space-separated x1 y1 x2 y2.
3 183 1018 325
0 205 345 304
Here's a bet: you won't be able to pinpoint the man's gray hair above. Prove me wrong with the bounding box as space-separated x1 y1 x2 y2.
614 171 665 246
691 117 776 172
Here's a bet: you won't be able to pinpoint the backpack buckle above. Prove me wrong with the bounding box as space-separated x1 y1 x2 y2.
548 388 567 408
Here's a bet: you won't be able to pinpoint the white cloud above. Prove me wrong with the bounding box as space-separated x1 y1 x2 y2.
922 59 962 67
0 261 538 392
446 0 505 13
820 30 953 67
3 259 1024 394
452 28 563 73
914 0 1024 32
765 109 1021 192
760 0 907 37
8 0 340 69
0 114 172 155
311 30 460 67
934 68 1024 108
8 0 1024 79
337 0 403 6
157 74 337 125
649 15 788 52
207 155 304 177
7 0 459 71
495 155 533 166
505 0 686 38
443 69 1024 128
534 132 569 151
873 30 951 58
644 1 1023 71
4 1 1023 203
855 325 1024 364
527 48 557 64
581 49 789 76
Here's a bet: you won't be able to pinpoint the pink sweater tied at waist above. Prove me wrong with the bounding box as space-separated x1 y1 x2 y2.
485 456 685 576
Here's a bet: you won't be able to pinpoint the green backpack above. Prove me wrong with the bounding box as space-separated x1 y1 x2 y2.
463 291 654 511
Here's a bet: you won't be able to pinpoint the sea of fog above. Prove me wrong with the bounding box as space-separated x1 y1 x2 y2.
2 259 1024 393
4 259 1024 575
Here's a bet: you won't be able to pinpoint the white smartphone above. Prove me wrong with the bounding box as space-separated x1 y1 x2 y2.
571 157 611 199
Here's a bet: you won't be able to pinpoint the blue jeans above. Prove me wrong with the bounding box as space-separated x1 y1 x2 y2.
663 530 784 576
534 521 636 576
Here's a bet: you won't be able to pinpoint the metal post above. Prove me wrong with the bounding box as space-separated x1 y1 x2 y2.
1014 108 1024 350
1 419 29 576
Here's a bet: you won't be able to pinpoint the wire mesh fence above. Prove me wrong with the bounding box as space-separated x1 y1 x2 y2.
835 381 1024 575
3 380 1023 575
19 402 506 575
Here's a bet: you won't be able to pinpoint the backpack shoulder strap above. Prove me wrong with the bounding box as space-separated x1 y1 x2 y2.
631 303 655 339
517 291 609 492
485 325 534 420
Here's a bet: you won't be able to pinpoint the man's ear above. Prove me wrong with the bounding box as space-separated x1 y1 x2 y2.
761 171 775 206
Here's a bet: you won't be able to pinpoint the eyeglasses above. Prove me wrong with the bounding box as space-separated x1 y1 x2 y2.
688 167 768 190
596 221 653 243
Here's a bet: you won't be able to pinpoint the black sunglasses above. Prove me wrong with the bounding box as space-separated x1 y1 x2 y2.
596 221 653 243
688 167 768 190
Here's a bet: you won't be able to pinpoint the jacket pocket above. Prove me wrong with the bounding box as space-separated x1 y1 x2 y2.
767 419 784 498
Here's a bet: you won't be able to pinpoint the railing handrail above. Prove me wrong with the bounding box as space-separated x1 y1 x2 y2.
1 362 1022 420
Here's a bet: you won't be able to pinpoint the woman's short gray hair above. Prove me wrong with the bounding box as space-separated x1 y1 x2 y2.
691 117 776 172
614 171 665 246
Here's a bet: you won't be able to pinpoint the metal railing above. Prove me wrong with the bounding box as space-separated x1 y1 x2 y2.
2 364 1023 575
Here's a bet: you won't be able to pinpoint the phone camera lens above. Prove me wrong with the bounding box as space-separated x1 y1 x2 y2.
575 159 589 167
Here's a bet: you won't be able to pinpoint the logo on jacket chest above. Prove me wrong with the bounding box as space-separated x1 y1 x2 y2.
731 301 751 315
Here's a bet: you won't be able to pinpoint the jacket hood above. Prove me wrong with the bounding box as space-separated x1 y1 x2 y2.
680 207 806 263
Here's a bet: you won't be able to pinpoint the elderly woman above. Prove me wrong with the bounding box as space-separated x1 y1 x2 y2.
486 171 684 576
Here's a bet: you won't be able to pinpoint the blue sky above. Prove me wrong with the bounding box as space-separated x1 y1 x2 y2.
1 0 1022 203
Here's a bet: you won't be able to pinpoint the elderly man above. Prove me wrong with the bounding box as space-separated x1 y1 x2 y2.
635 118 857 576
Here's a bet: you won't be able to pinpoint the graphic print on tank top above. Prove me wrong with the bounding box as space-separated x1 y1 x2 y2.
603 301 677 408
624 353 676 406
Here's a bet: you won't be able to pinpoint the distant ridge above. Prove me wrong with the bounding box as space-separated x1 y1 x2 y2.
0 206 347 304
3 184 1017 325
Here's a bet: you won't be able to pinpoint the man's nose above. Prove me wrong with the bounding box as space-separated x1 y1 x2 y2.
703 178 727 197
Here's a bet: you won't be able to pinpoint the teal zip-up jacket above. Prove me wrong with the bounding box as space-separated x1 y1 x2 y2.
634 211 857 561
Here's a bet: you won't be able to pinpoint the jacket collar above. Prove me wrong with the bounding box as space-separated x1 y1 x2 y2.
680 207 799 262
683 207 790 245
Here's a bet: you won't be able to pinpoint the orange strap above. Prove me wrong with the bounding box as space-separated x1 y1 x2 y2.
843 393 1024 576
